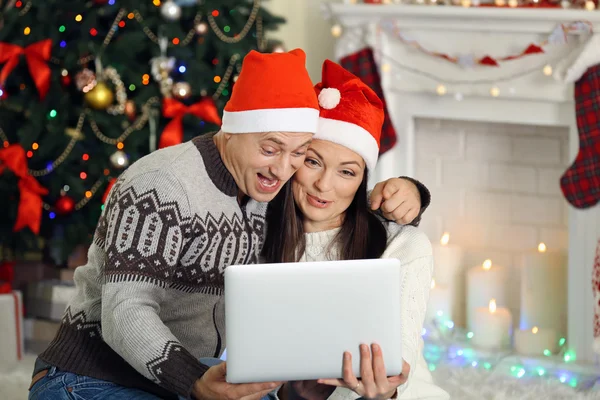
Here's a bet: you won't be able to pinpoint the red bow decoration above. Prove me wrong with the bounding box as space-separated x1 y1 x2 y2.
0 39 53 100
0 145 48 234
0 262 14 294
160 97 222 148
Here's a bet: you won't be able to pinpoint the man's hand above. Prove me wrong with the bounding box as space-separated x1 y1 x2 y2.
370 178 421 225
193 362 281 400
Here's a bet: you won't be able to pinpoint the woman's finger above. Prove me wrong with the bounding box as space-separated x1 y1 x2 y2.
371 343 388 389
317 378 345 386
342 351 357 384
359 344 376 396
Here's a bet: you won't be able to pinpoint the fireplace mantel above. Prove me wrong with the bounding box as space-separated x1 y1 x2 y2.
326 3 600 364
328 4 600 33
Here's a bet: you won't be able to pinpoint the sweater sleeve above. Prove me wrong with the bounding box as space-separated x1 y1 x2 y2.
398 176 431 228
99 170 209 398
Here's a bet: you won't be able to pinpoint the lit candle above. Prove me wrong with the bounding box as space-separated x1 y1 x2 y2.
432 233 465 325
514 325 558 356
471 299 512 350
466 259 509 331
426 279 452 323
520 243 567 336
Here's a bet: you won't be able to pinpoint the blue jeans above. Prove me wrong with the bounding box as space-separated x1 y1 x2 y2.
28 358 274 400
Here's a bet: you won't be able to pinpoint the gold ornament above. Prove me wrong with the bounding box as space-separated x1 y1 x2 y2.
85 82 114 110
125 100 136 120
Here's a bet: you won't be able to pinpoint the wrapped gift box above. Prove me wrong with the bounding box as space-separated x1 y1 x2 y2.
0 291 24 366
23 318 60 354
26 280 77 321
11 261 60 293
58 268 75 282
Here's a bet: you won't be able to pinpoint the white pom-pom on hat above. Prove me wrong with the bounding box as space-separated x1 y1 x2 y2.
318 88 341 109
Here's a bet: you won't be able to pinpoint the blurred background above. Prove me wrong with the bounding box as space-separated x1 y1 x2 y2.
1 0 600 398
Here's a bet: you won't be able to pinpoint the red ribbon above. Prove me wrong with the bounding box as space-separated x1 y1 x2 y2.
0 145 48 234
102 177 117 204
0 39 52 100
160 97 222 149
12 291 22 359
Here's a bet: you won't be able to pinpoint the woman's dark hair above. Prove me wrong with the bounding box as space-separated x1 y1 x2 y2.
262 167 388 263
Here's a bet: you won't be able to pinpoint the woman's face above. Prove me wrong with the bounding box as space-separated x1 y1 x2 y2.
292 139 365 232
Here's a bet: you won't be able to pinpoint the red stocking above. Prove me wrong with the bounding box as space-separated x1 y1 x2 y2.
560 64 600 209
593 238 600 354
340 48 397 155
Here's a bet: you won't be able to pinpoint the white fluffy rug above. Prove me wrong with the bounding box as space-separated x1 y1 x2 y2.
0 354 36 400
431 363 600 400
2 353 599 400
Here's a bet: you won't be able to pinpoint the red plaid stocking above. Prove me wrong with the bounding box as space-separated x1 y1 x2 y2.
560 64 600 209
593 238 600 353
340 48 397 155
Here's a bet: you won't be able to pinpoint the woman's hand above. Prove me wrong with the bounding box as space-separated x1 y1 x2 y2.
318 344 410 400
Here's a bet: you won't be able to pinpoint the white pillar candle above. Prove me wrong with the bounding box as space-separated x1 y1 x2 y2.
514 326 558 356
520 243 567 336
426 279 452 322
471 299 512 350
466 259 510 330
432 233 465 326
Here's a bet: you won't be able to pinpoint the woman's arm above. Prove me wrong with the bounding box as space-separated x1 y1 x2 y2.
383 225 434 396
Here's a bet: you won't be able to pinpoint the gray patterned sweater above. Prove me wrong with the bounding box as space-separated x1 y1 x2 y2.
38 133 267 399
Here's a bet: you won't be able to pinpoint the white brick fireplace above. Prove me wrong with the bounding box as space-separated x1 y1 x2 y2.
326 4 600 362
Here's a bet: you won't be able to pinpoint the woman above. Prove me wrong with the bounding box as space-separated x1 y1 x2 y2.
262 60 449 400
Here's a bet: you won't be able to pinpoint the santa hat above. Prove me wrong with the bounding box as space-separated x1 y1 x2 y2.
222 49 320 134
314 60 384 171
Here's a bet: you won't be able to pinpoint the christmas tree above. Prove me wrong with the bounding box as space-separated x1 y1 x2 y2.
0 0 284 262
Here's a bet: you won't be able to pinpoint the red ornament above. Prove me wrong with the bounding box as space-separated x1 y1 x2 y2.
55 195 75 215
61 74 71 87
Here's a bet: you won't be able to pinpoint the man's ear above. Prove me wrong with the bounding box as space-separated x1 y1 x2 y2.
222 132 233 141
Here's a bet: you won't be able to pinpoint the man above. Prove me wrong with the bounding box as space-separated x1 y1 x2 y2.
29 49 428 400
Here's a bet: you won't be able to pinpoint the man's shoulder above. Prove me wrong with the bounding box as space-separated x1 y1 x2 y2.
127 141 200 175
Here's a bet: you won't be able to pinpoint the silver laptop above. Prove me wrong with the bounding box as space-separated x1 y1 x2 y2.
224 258 404 383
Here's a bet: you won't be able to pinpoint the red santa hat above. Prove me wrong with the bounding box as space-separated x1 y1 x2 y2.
222 49 320 134
313 60 384 171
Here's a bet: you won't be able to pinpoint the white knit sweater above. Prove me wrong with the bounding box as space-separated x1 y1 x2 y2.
299 224 449 400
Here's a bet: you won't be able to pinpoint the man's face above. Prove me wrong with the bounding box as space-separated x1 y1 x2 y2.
224 131 313 202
